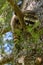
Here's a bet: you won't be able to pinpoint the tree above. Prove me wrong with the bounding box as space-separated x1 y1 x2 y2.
0 0 43 65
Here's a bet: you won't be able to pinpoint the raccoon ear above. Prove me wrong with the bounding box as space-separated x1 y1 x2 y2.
10 15 18 32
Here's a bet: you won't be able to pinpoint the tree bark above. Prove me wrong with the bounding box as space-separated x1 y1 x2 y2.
7 0 25 29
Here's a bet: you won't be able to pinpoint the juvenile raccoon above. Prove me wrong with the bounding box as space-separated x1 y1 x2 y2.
11 0 39 52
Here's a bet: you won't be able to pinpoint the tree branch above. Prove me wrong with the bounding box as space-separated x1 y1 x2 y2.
7 0 25 29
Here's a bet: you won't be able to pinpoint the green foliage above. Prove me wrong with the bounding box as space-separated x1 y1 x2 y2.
0 0 43 65
0 0 13 23
0 0 6 9
0 0 43 48
26 20 40 42
0 0 13 35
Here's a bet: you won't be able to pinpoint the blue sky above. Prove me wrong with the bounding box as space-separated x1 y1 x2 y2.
3 32 14 54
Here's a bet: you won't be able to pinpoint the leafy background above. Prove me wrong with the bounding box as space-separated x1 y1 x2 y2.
0 0 43 65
